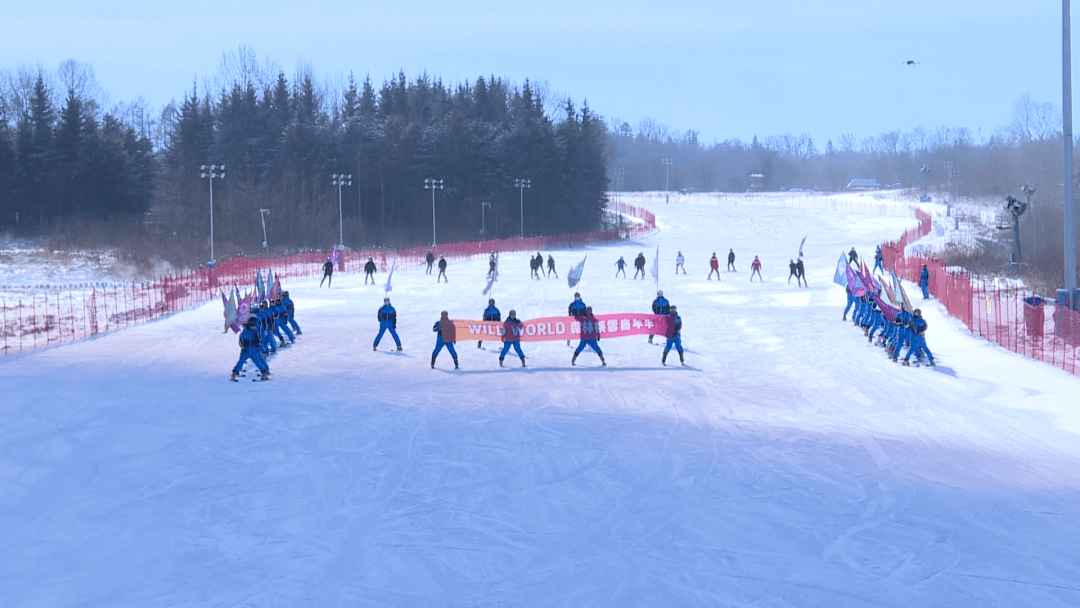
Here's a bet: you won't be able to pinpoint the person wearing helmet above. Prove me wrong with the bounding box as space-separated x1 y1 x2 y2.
499 310 526 367
231 315 269 381
873 245 884 273
662 306 684 366
615 256 627 278
572 306 605 366
567 292 587 346
648 290 670 344
272 296 295 345
281 290 301 335
374 297 402 351
255 301 277 356
890 307 915 362
633 252 647 279
320 257 334 287
364 257 378 284
478 298 501 349
902 308 934 366
919 264 930 299
432 311 459 369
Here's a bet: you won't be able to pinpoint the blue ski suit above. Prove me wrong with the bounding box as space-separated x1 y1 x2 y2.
904 317 934 362
432 318 458 363
272 301 295 342
282 294 301 333
374 304 402 349
649 296 670 341
478 304 501 348
920 266 930 298
233 325 269 373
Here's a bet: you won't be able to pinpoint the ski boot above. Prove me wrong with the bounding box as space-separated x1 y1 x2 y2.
928 359 936 366
600 354 607 366
499 359 505 367
453 357 459 370
260 369 270 380
648 337 653 344
431 356 436 369
295 329 302 335
520 357 526 367
680 355 685 366
662 354 667 366
230 371 239 381
571 353 578 366
373 345 378 351
477 342 483 349
396 345 402 351
902 360 910 366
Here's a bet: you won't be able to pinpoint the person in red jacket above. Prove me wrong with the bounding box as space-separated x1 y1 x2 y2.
750 256 763 282
707 253 720 280
571 307 606 366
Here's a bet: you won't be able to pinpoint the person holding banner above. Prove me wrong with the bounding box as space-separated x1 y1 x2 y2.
902 309 934 366
662 306 684 366
431 311 459 369
499 310 526 367
572 307 606 366
568 292 588 346
478 298 501 349
320 257 334 287
374 297 402 351
231 316 270 382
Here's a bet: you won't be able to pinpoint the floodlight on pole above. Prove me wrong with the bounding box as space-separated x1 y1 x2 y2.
1065 0 1078 308
259 207 270 254
662 158 673 200
514 178 530 238
331 174 352 248
425 178 444 246
199 164 225 267
481 201 492 241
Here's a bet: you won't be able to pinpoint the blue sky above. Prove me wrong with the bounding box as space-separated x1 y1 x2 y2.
3 0 1067 146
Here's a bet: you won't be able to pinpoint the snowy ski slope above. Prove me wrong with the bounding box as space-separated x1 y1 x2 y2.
2 192 1079 607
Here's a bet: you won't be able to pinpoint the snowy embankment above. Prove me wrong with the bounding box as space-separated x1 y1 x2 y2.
2 192 1079 607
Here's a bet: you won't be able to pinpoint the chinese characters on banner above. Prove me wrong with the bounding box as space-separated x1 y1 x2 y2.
450 313 672 342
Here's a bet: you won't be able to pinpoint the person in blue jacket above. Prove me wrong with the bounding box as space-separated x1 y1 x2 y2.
567 292 587 346
272 296 295 344
648 290 670 344
662 306 684 366
873 246 884 273
374 297 402 351
891 308 914 361
843 285 856 321
256 301 277 356
902 308 935 365
498 310 526 367
231 316 269 381
432 311 459 369
866 297 885 343
281 290 301 335
572 307 606 366
478 298 501 349
920 264 930 299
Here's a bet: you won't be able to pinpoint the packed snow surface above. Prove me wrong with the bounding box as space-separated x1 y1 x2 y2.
2 192 1080 607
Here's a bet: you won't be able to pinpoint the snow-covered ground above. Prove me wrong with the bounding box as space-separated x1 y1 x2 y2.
3 192 1080 607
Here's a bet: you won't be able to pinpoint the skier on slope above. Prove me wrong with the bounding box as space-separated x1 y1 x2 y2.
633 252 647 279
272 296 295 345
750 256 763 282
920 264 930 299
426 250 435 274
848 247 859 265
902 308 935 366
662 306 685 367
727 249 736 271
796 258 806 288
572 307 606 366
648 290 670 344
255 301 278 356
231 316 269 381
431 311 459 369
615 256 627 278
281 290 302 335
320 257 334 287
437 256 449 283
373 297 402 351
675 251 686 274
568 292 588 346
364 257 377 284
708 253 720 280
488 252 498 278
547 255 558 278
873 246 884 273
478 298 501 349
499 310 527 367
788 259 799 284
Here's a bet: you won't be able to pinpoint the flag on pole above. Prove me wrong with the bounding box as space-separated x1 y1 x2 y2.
266 269 276 299
331 243 340 265
255 270 265 302
567 255 587 289
798 235 807 258
899 282 914 312
222 291 237 333
269 275 282 301
891 268 901 296
384 259 397 294
833 251 848 286
650 245 659 288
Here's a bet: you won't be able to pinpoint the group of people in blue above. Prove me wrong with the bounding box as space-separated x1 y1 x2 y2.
843 252 934 367
231 291 302 380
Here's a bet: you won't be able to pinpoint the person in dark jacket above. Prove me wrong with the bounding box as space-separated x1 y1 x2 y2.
437 256 448 283
873 246 884 273
364 257 377 284
615 256 627 278
662 306 684 366
568 292 587 346
281 290 301 335
320 257 334 287
795 258 806 287
920 264 930 299
848 247 859 265
530 253 542 279
633 252 647 279
547 255 558 278
727 249 736 271
648 290 670 344
788 259 799 284
231 316 269 381
431 311 459 369
478 298 501 349
426 250 435 274
572 307 605 366
374 297 402 351
499 310 526 367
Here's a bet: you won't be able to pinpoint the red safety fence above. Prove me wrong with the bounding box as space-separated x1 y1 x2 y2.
883 210 1080 376
1 201 655 356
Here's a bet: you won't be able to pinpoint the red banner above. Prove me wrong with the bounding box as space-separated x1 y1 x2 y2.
451 313 671 342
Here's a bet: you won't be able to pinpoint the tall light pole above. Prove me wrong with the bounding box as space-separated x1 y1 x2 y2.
514 178 530 238
1064 0 1078 308
331 173 352 248
199 164 225 267
613 166 625 236
662 158 673 203
425 178 444 246
481 201 492 241
919 164 931 202
259 207 270 254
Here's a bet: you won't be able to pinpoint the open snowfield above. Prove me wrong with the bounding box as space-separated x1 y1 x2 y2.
3 192 1080 607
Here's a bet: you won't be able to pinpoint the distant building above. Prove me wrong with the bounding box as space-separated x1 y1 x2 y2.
846 178 882 190
748 173 765 191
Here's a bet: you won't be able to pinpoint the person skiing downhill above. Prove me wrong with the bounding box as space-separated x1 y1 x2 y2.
530 253 543 279
795 258 806 287
426 250 435 274
547 255 558 278
708 253 720 280
572 307 606 366
488 252 498 278
750 256 763 282
231 316 269 381
374 297 402 351
902 308 934 366
478 298 501 349
648 290 670 344
431 311 459 369
499 310 527 367
272 296 295 344
437 256 449 283
281 290 301 335
364 257 377 284
633 252 647 279
320 257 334 287
788 259 799 284
873 246 884 273
662 306 684 366
727 249 736 271
849 247 859 265
675 252 686 274
615 256 627 278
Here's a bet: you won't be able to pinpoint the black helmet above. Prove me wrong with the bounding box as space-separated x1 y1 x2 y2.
282 291 289 298
508 309 516 318
244 316 256 327
574 292 581 299
383 297 390 304
488 299 495 305
584 306 593 314
259 302 268 310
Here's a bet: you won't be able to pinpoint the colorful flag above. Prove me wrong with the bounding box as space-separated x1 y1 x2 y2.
567 255 587 289
833 251 848 286
798 235 807 258
255 270 265 302
899 282 914 313
266 269 275 299
269 275 282 301
231 290 254 333
222 291 237 333
650 245 659 288
384 260 397 294
331 243 340 265
846 265 867 297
